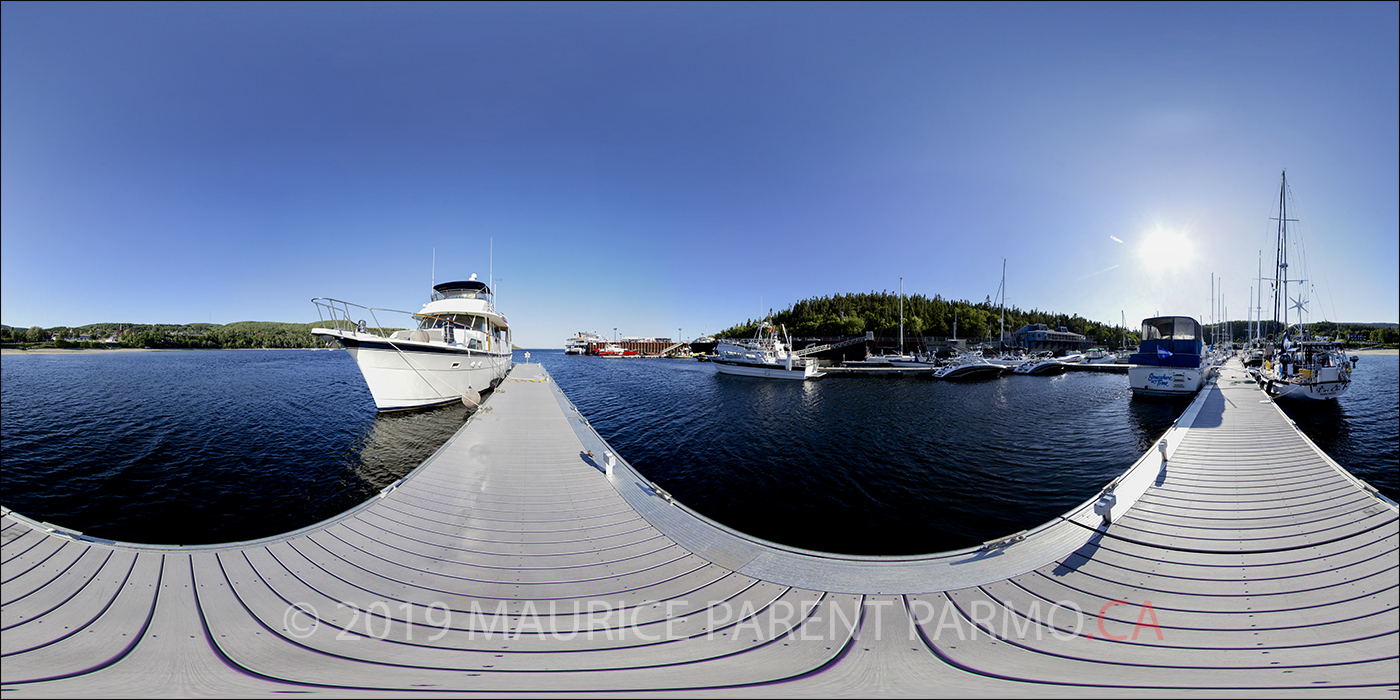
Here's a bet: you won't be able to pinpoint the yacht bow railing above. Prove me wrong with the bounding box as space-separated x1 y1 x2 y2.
311 298 413 338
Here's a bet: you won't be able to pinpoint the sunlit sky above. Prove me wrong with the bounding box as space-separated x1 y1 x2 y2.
4 2 1397 347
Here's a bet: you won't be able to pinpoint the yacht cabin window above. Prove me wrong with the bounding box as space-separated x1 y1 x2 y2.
1141 317 1201 342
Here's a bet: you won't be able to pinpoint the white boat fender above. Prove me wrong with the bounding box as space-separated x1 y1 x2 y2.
462 388 481 409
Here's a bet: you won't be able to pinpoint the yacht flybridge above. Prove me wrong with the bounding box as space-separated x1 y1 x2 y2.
312 275 512 411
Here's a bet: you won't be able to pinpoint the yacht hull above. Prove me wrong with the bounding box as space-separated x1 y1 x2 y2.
933 364 1005 379
1256 364 1351 401
1128 365 1206 398
712 358 823 380
315 329 511 410
1013 361 1066 375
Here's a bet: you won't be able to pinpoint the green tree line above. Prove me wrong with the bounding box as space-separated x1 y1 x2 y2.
714 291 1400 348
0 321 397 349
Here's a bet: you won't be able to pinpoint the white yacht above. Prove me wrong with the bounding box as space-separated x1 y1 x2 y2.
1127 316 1209 399
312 275 512 411
712 321 825 380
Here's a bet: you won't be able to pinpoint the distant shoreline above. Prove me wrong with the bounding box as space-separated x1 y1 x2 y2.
0 347 332 356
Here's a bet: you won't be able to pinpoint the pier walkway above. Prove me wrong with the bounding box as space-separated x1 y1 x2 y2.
2 361 1396 697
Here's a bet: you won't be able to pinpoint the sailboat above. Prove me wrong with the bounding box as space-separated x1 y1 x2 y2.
1254 171 1354 400
881 278 935 366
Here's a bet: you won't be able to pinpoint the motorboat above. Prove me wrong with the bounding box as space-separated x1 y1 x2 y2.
986 351 1027 369
1252 171 1352 401
1082 347 1117 364
1127 316 1209 399
931 354 1006 379
712 321 825 380
595 344 638 357
312 275 512 411
1013 353 1070 375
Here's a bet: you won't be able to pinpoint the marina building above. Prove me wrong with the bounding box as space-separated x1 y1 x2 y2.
1011 323 1089 353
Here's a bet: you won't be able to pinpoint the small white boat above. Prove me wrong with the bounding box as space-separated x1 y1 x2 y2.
712 321 825 380
1082 347 1117 364
595 344 638 357
932 354 1005 379
312 275 512 411
1013 354 1070 375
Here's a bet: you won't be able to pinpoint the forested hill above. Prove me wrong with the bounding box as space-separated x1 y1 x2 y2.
716 291 1131 345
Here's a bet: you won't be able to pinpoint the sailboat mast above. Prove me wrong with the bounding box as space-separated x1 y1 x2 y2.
1254 248 1266 343
1272 171 1289 336
999 258 1006 350
899 277 904 355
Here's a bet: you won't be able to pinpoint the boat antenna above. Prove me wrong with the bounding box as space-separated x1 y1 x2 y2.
432 247 435 289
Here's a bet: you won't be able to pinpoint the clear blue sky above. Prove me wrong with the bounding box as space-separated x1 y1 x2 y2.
4 2 1396 347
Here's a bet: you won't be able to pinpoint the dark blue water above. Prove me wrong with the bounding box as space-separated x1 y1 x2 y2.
0 350 472 545
2 349 1396 554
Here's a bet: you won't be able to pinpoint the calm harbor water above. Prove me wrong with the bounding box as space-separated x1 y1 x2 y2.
2 349 1396 554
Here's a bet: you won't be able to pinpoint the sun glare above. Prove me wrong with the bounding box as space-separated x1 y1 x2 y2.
1136 228 1195 272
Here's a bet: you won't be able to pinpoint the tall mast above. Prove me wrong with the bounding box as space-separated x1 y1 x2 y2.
1272 171 1294 336
999 258 1006 350
1248 285 1254 344
1254 249 1267 342
898 277 904 355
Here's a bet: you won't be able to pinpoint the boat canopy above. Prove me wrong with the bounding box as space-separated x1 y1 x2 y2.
1131 316 1203 368
1141 317 1201 342
432 279 491 301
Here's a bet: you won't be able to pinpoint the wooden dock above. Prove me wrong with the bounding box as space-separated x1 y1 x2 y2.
2 360 1396 696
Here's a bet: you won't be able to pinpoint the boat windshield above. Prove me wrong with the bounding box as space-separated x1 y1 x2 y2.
1141 317 1201 342
417 314 490 331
